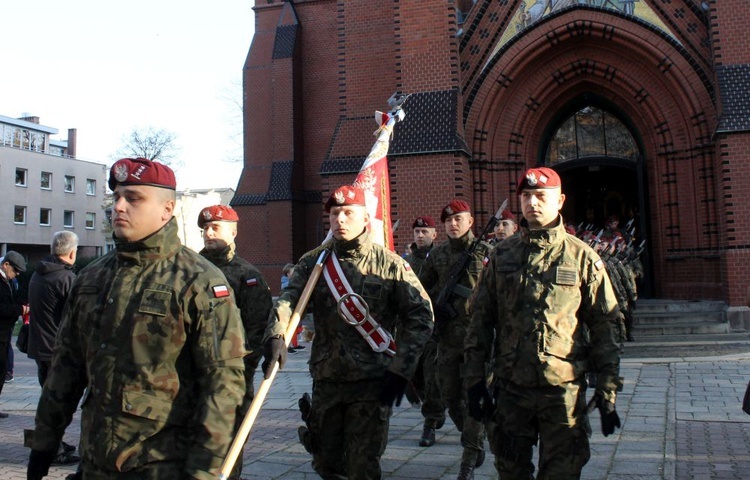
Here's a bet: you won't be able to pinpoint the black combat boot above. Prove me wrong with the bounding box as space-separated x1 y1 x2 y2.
419 425 436 446
457 463 475 480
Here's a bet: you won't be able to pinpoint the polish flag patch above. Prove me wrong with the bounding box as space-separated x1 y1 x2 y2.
212 285 230 298
246 277 258 287
482 256 490 267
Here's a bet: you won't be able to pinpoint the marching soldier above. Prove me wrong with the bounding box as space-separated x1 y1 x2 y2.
198 204 273 479
465 167 622 480
418 199 491 480
261 185 433 480
27 158 247 480
403 216 437 274
402 216 446 447
490 208 518 245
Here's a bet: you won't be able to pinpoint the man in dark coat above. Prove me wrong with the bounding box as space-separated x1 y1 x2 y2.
0 251 29 419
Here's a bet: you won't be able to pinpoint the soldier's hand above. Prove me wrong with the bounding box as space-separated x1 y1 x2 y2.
379 370 408 407
467 381 493 421
594 393 621 436
261 336 287 379
27 449 56 480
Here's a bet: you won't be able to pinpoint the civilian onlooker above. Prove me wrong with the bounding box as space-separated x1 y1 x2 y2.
27 230 81 465
0 251 29 419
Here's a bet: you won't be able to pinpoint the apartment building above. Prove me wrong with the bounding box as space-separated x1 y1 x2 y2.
0 114 107 264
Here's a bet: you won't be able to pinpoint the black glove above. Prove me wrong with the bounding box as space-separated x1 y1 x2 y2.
467 381 493 422
379 370 408 407
594 394 621 437
261 336 287 379
27 449 56 480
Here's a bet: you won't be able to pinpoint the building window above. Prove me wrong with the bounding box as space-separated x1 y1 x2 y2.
40 208 51 226
16 168 27 187
41 171 52 190
14 206 27 224
86 179 96 196
63 210 74 228
64 175 75 193
85 212 96 229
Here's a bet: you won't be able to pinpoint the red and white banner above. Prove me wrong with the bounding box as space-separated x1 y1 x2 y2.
351 110 401 252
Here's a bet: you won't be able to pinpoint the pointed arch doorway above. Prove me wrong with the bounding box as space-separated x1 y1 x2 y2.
540 100 653 297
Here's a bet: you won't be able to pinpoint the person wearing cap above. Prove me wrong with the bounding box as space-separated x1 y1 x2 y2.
403 216 445 446
418 199 491 479
490 208 518 245
465 166 622 479
261 184 433 479
27 158 247 480
0 251 29 419
198 204 272 480
403 216 437 275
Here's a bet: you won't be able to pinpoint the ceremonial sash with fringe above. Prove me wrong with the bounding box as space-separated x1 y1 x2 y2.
322 251 397 356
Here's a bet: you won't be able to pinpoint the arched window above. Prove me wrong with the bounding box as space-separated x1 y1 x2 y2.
545 106 637 165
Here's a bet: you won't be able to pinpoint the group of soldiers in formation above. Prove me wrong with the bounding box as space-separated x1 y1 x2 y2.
24 159 637 480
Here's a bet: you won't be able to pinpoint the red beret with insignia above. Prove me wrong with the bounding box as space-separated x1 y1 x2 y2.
108 157 176 191
516 167 561 195
198 205 240 228
500 209 516 222
441 199 471 222
324 185 366 213
412 216 437 229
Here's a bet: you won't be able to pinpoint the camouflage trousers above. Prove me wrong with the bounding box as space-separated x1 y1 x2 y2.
79 460 194 479
413 338 446 428
487 378 591 480
228 361 258 480
437 345 485 465
307 379 391 480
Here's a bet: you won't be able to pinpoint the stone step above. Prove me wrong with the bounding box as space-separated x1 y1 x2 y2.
634 321 730 336
633 310 725 326
634 299 727 314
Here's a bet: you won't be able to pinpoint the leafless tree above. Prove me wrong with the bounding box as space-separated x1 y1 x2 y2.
116 126 180 165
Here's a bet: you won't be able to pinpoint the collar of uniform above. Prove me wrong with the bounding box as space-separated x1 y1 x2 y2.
519 214 566 247
448 229 475 251
114 217 181 264
410 242 433 256
333 229 372 258
200 242 236 266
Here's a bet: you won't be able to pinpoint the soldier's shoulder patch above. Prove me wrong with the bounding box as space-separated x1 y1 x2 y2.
594 259 605 271
212 284 230 298
246 277 258 287
403 260 412 271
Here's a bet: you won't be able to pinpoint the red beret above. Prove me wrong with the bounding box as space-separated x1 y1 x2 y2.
516 167 561 195
441 199 471 222
412 216 436 229
500 209 516 222
324 185 366 212
109 158 176 191
198 205 239 228
565 224 576 235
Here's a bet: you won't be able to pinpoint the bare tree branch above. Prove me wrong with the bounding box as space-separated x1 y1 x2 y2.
116 126 180 165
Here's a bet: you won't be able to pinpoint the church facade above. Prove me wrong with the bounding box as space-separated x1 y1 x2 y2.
234 0 750 327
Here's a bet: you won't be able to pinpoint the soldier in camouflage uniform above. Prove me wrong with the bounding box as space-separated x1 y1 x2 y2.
595 236 629 344
465 167 622 480
27 158 247 480
419 199 491 480
490 208 518 245
403 216 446 447
198 204 273 480
262 185 433 480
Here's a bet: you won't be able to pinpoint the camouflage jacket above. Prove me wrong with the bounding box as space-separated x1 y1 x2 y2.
418 231 491 348
201 243 272 371
403 242 433 276
264 231 434 382
465 217 622 403
32 218 247 479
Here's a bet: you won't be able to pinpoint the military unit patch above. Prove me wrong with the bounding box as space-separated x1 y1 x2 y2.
212 285 230 298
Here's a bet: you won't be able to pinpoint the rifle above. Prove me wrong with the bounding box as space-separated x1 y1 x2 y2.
433 199 507 321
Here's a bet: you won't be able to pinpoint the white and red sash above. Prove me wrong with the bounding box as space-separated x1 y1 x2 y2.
322 251 397 357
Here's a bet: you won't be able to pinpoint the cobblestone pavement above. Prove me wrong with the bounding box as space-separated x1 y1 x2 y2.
1 338 749 479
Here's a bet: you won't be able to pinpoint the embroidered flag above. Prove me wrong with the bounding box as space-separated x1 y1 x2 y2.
246 277 258 287
212 285 230 298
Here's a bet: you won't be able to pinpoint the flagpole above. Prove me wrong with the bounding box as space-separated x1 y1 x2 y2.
218 249 331 479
